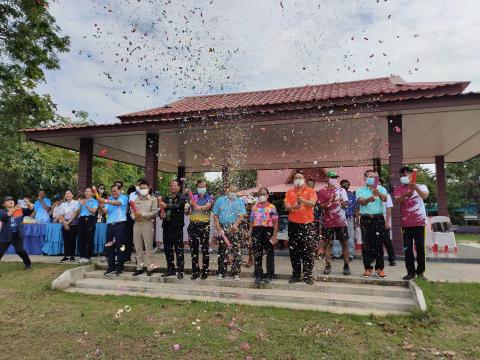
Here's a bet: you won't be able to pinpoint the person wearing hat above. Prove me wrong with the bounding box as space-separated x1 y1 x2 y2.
317 171 351 276
0 196 32 269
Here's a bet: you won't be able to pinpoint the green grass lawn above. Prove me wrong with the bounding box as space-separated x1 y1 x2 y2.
1 263 479 359
455 233 480 243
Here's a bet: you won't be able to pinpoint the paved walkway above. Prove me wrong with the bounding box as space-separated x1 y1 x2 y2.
2 252 480 283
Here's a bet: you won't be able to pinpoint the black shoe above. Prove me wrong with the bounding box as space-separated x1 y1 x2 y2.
348 256 354 262
417 273 427 281
402 273 416 280
146 270 153 276
191 273 199 280
389 261 397 266
304 278 314 285
24 264 32 270
59 256 69 263
323 264 332 275
264 277 272 284
255 276 263 284
115 270 122 276
132 270 143 276
343 264 351 276
161 270 176 277
288 276 301 284
201 272 208 280
69 256 75 262
104 269 116 276
177 272 184 279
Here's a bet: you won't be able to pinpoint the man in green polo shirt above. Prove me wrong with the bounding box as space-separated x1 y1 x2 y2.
355 169 388 278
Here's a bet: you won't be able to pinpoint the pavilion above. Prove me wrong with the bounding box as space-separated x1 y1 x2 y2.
23 75 480 253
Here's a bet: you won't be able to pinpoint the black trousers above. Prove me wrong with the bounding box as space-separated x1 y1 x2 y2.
384 229 396 262
62 224 78 257
217 227 241 277
288 221 315 280
0 232 31 266
125 215 134 262
106 222 127 272
403 226 426 275
78 216 96 259
252 226 275 278
360 215 385 270
163 224 184 273
188 222 210 275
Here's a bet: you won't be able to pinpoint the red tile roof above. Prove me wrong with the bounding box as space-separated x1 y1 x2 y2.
118 76 470 121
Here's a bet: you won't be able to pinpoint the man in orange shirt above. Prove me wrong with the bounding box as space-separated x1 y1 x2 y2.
285 173 318 285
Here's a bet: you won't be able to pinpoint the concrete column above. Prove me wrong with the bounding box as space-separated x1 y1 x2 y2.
388 115 403 255
373 158 382 178
177 166 186 192
78 138 93 193
435 155 448 216
145 133 159 191
222 164 230 192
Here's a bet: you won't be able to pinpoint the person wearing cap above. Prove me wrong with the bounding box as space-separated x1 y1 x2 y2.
0 197 32 269
317 171 351 276
284 172 318 285
339 179 357 261
356 169 388 278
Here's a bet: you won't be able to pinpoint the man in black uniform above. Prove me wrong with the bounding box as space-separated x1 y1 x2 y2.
159 180 186 279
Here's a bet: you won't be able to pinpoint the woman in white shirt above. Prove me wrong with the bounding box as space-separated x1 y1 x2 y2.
59 190 81 263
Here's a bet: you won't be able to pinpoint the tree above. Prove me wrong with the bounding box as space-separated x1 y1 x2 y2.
446 156 480 216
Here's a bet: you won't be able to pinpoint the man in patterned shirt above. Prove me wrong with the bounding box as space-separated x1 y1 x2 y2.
394 166 429 280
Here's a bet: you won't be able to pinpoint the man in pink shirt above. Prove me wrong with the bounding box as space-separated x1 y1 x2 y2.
394 166 429 280
317 171 351 276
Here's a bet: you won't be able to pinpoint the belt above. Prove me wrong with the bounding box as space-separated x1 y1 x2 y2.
108 221 126 226
80 215 95 219
361 214 384 218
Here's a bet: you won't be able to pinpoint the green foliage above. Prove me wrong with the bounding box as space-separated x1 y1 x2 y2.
446 156 480 216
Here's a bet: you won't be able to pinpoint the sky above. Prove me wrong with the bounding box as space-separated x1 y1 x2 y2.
38 0 480 125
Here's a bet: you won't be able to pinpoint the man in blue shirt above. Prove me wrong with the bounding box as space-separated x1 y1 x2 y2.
78 187 98 264
33 190 51 223
0 197 32 269
355 170 388 278
213 185 246 279
99 184 128 275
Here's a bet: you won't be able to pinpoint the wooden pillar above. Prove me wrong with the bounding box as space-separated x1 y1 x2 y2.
78 138 93 193
435 155 448 216
388 115 403 255
145 133 159 191
177 166 186 192
373 158 382 179
222 164 230 192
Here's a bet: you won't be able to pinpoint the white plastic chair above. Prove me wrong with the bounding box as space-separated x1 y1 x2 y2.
430 216 457 253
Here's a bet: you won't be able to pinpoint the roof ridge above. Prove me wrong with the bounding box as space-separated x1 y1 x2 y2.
175 75 400 102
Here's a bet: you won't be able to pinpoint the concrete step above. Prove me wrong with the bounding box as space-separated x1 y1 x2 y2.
94 263 409 287
84 271 412 298
71 276 417 314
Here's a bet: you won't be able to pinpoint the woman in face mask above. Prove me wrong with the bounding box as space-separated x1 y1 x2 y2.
77 187 99 264
58 190 81 263
249 188 279 284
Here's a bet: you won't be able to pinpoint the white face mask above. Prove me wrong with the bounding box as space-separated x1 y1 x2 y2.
294 179 305 187
197 188 207 196
135 186 141 193
328 178 338 186
258 195 268 203
139 189 149 196
227 192 236 200
400 176 410 185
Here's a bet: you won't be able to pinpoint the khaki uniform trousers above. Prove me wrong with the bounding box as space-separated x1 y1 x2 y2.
133 221 154 270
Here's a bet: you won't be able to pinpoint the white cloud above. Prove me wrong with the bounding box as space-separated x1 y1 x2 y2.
38 0 480 123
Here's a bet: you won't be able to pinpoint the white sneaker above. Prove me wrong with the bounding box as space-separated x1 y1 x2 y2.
217 274 225 280
233 275 240 281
